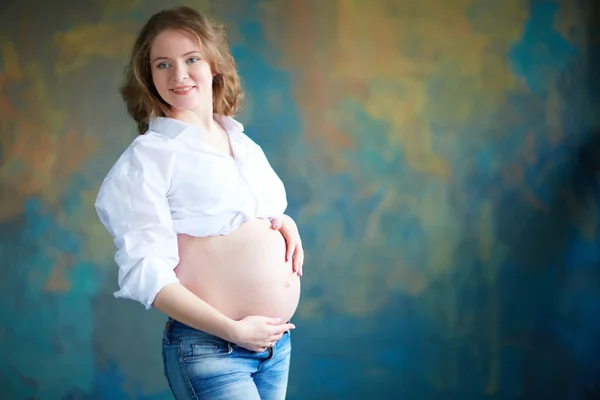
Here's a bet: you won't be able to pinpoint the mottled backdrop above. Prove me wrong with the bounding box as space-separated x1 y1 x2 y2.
1 0 599 399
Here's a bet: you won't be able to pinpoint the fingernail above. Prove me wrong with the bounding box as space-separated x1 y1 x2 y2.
290 324 296 329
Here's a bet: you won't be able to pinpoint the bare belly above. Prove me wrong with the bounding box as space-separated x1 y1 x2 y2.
174 218 301 323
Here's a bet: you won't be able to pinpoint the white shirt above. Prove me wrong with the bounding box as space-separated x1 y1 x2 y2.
94 115 288 309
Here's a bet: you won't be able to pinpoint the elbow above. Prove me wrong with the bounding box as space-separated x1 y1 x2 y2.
115 256 180 310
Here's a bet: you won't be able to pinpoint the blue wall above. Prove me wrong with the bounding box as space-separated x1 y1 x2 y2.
0 0 598 398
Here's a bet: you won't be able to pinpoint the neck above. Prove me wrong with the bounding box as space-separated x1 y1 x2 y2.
169 107 218 134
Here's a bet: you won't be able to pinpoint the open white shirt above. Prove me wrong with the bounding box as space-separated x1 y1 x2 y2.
94 115 288 309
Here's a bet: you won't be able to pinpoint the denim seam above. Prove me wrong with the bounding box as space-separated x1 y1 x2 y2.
161 351 175 394
179 341 199 400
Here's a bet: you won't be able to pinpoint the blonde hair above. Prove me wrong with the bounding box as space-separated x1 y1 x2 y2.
120 6 244 134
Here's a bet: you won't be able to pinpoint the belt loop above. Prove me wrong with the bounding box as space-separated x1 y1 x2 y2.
164 318 172 344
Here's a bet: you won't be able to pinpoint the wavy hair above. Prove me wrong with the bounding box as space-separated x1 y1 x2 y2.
120 6 244 134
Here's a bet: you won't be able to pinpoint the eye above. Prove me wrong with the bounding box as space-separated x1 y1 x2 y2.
187 57 200 64
156 62 170 69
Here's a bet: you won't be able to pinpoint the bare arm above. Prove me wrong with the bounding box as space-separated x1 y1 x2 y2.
94 144 293 351
152 282 236 341
154 282 294 351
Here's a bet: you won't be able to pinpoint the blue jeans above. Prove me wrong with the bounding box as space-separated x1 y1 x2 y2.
161 318 292 399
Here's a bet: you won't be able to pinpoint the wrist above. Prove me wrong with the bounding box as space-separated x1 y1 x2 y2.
218 317 239 343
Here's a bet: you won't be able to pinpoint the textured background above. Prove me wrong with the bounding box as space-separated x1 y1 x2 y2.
1 0 599 399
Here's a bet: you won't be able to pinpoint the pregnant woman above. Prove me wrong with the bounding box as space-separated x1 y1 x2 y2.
94 6 303 399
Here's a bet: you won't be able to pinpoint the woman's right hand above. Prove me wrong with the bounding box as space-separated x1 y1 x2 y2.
229 316 295 352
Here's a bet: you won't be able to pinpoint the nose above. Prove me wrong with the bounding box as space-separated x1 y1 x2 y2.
171 62 188 83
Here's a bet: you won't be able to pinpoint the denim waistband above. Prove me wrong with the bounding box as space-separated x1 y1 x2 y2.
164 317 224 340
164 317 291 341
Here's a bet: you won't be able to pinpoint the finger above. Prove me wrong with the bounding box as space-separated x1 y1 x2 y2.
299 252 304 276
268 323 293 336
287 239 295 264
269 217 282 229
275 323 295 334
268 333 283 342
293 248 303 275
256 347 267 353
265 317 282 325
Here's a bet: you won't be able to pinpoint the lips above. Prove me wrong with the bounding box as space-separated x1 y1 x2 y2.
170 86 196 95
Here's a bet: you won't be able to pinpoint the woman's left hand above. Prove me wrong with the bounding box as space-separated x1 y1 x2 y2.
269 215 304 276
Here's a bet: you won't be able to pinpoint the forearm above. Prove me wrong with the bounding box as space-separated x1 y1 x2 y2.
152 282 237 341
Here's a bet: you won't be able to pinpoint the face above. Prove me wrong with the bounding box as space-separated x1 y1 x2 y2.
149 29 214 115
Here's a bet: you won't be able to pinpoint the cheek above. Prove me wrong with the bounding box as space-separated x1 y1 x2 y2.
191 63 213 83
151 72 168 93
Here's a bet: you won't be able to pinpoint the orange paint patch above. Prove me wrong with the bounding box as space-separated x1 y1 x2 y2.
45 252 74 293
53 22 136 75
0 47 98 219
259 0 355 170
0 41 21 119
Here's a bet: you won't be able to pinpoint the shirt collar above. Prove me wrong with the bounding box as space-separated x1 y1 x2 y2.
148 117 191 139
148 115 250 163
148 114 245 140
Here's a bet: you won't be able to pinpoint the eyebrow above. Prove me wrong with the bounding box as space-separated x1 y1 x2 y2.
151 51 201 62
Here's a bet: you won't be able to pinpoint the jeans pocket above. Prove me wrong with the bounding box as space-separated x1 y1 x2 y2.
181 338 234 361
181 339 240 387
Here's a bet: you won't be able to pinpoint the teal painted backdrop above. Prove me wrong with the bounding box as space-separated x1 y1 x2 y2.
1 0 598 399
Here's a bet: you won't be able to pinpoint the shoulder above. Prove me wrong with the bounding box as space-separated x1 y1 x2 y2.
104 132 176 181
130 131 176 161
220 115 252 144
221 115 262 149
221 115 245 133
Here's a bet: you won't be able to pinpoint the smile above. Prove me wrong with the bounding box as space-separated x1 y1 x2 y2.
170 86 196 95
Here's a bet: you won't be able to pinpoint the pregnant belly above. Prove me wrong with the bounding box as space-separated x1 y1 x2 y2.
174 218 301 323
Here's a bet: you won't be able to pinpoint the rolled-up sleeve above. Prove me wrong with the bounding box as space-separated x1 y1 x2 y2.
94 141 180 309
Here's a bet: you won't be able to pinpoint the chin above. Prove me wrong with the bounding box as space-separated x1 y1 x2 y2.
171 102 199 111
168 98 202 112
169 92 206 108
